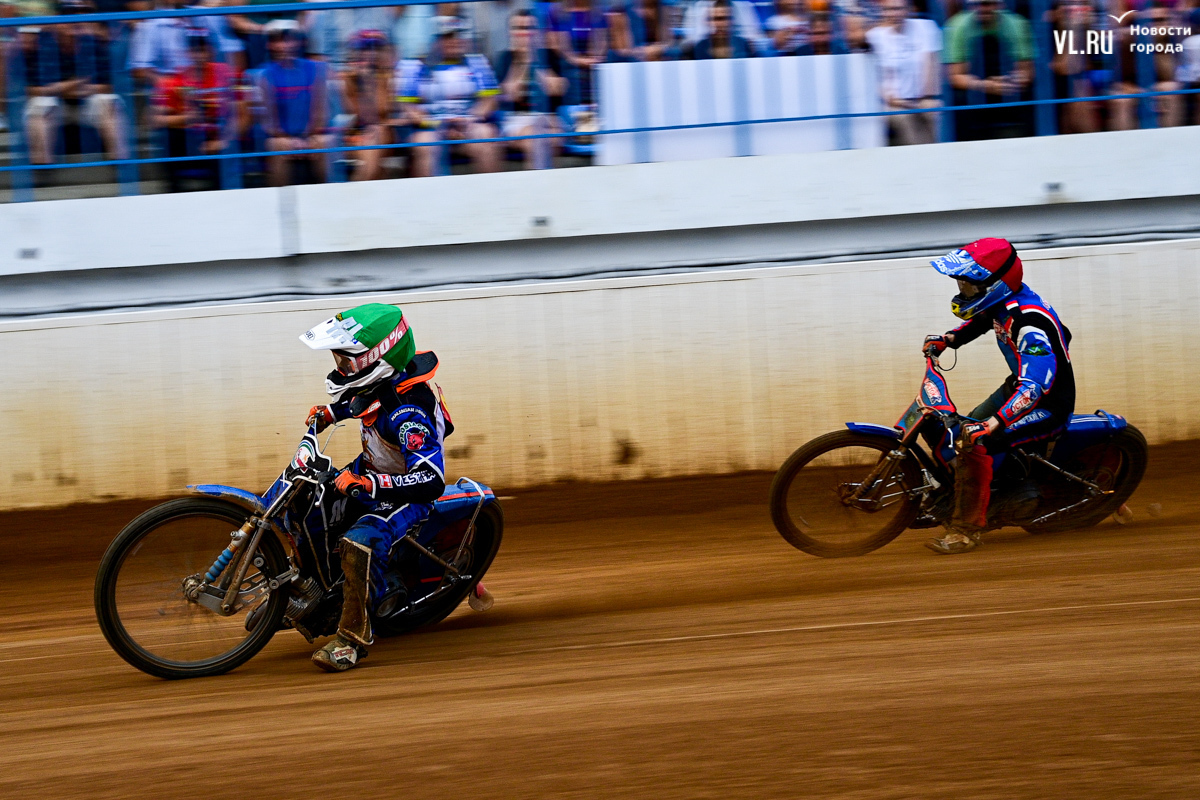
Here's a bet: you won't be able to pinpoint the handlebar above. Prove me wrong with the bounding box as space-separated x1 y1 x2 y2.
314 468 363 499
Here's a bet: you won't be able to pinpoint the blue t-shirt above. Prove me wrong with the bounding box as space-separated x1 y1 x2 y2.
264 58 322 136
551 7 607 55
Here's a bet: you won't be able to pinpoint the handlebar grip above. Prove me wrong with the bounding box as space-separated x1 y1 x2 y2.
348 486 362 500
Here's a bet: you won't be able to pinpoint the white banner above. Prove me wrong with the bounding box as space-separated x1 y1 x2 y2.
596 54 886 165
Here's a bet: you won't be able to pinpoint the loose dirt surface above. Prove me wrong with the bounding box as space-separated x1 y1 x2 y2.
2 444 1198 799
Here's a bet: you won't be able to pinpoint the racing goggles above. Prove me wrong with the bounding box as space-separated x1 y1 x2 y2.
332 349 361 375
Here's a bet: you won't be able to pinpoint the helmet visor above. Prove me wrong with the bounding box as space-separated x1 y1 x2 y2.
931 249 992 282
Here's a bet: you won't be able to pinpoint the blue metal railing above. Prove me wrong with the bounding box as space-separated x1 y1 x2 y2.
0 0 1195 201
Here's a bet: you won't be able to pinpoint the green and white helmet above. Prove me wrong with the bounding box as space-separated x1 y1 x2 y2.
300 303 416 402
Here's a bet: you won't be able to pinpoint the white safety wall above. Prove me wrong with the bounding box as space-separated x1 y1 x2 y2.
3 125 1200 275
1 238 1197 510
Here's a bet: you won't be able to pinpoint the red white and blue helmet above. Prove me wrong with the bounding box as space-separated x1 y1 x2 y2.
930 237 1024 320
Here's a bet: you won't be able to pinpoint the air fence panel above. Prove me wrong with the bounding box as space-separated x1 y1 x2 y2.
1 239 1198 510
596 55 885 166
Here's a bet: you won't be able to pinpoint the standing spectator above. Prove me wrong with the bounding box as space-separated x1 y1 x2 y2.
303 0 402 67
1098 0 1185 131
611 0 680 61
550 0 609 104
495 9 568 167
683 0 767 52
129 0 246 86
257 19 330 185
1130 0 1183 127
0 0 54 16
765 0 812 56
225 0 303 69
807 8 833 54
834 0 878 52
1176 9 1200 124
340 29 392 180
683 0 758 57
0 3 15 133
397 16 501 177
154 27 234 191
943 0 1034 140
866 0 942 144
1050 0 1104 133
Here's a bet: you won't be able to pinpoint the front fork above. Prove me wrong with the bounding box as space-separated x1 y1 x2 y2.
184 480 302 616
845 419 928 509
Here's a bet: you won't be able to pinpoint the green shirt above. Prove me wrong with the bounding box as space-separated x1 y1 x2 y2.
0 0 56 17
943 10 1034 65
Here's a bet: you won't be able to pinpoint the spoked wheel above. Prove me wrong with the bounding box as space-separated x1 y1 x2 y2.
1023 425 1149 534
95 498 289 679
770 431 923 557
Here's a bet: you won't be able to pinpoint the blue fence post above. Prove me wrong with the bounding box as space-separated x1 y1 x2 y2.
1134 24 1156 128
631 54 652 162
830 2 852 150
111 24 139 194
931 0 955 142
731 55 752 156
220 126 242 189
7 32 33 201
1030 0 1056 136
530 6 553 169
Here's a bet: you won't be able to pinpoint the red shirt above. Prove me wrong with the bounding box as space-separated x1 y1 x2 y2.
155 62 233 132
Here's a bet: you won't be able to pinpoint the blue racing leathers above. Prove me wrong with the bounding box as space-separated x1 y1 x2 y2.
947 284 1076 448
328 352 451 607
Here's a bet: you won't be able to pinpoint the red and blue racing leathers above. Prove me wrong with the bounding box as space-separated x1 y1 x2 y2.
948 284 1075 448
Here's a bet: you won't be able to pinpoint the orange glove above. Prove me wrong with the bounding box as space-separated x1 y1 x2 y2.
957 417 999 451
307 405 335 432
923 334 950 357
333 469 373 498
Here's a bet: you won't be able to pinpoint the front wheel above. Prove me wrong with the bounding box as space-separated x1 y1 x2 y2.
95 498 289 679
770 431 923 557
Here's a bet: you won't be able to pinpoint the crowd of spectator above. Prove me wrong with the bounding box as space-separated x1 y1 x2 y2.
0 0 1198 190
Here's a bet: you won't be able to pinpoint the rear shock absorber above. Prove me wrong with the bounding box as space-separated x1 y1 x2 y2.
204 520 256 584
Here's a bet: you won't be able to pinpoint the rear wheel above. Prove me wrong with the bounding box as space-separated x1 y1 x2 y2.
373 502 504 637
95 498 289 679
770 431 923 557
1023 425 1148 534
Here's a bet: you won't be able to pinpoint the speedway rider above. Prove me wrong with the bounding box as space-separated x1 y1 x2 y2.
299 303 452 671
921 238 1075 554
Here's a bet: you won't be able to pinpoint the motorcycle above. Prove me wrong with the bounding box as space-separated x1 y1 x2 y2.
95 424 503 678
769 353 1148 557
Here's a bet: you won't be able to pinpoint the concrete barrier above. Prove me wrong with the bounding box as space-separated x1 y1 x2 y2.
2 125 1199 278
1 238 1197 510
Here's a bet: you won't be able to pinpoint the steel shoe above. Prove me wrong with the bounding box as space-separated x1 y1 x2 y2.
924 529 982 555
312 635 368 672
467 581 494 612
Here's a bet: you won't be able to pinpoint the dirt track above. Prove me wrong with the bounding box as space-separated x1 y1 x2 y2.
2 443 1199 799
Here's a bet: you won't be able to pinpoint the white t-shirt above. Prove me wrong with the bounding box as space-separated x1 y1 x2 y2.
1176 34 1200 83
865 18 942 101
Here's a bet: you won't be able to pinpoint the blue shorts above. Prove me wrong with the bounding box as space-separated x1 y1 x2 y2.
343 500 434 608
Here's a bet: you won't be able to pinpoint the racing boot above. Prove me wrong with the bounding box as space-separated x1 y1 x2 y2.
312 540 374 672
926 445 992 555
